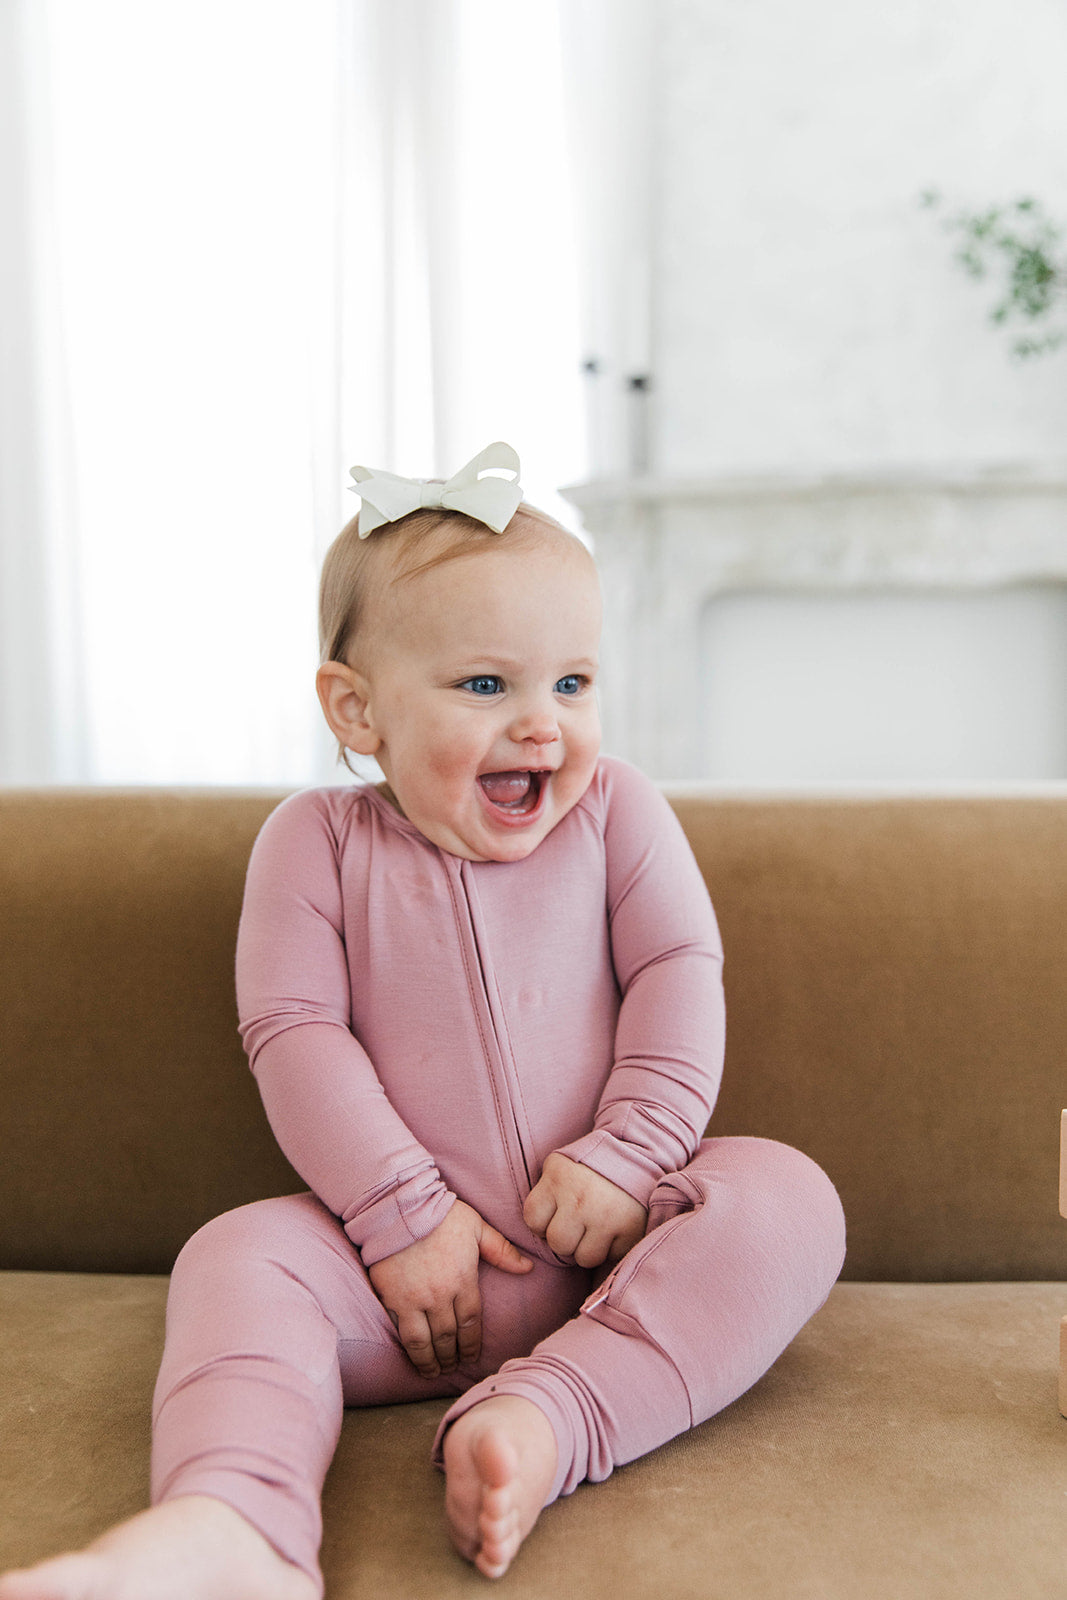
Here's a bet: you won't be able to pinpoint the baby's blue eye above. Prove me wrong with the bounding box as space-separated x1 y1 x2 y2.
461 676 503 695
555 675 584 695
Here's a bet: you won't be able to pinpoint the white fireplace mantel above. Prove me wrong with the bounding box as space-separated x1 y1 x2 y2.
561 463 1067 780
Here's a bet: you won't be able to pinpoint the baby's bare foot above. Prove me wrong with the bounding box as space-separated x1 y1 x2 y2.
443 1395 558 1580
0 1494 318 1600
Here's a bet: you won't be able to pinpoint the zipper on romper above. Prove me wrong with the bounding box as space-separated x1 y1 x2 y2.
453 859 535 1194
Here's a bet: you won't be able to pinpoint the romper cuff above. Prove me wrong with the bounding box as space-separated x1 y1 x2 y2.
553 1131 665 1211
343 1170 456 1267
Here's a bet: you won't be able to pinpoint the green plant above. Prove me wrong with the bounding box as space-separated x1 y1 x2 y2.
920 191 1067 358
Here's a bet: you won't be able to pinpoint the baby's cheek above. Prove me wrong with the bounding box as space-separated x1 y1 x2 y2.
426 737 478 782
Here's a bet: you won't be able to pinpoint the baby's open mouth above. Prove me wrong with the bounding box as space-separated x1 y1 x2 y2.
478 769 547 815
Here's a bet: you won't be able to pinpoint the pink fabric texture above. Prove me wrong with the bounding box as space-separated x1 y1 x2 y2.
151 757 846 1591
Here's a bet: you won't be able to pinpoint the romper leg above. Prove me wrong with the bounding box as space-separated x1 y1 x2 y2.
434 1136 846 1501
151 1192 458 1594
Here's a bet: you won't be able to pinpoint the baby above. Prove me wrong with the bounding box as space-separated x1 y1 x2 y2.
0 443 845 1599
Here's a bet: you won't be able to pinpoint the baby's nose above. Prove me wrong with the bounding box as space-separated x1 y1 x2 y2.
509 700 561 747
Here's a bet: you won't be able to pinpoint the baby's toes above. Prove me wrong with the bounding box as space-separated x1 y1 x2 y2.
479 1481 514 1525
475 1532 519 1582
479 1502 518 1546
478 1508 520 1575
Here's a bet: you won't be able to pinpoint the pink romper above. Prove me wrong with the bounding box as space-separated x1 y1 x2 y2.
150 756 845 1592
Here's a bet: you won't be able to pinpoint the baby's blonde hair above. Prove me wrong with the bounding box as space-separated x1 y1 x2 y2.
318 498 585 767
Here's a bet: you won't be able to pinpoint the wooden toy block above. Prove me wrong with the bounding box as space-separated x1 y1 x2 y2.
1060 1111 1067 1419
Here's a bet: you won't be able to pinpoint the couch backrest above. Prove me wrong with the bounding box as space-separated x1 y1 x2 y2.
1 787 1064 1280
667 789 1066 1283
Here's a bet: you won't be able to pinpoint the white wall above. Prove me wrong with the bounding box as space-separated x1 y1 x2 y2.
652 0 1067 477
701 584 1067 782
572 0 1067 784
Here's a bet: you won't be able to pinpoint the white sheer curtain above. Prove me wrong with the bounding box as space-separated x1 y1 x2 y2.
559 0 656 479
323 0 587 532
1 0 586 787
0 0 86 783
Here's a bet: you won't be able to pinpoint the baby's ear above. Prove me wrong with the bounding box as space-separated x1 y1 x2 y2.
315 662 381 755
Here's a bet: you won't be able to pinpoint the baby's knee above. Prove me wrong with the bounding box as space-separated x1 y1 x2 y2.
740 1136 842 1217
688 1137 846 1280
171 1192 331 1286
761 1138 846 1271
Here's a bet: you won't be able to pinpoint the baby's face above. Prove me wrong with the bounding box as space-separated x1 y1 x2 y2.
359 534 602 862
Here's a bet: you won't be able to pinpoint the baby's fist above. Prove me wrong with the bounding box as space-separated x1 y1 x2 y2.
524 1152 647 1269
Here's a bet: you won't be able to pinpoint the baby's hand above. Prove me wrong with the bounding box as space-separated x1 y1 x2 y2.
523 1152 647 1269
368 1199 532 1378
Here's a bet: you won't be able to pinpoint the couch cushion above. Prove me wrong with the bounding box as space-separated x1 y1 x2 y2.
2 1272 1063 1598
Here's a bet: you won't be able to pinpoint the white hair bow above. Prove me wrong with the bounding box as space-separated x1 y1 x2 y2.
348 441 523 538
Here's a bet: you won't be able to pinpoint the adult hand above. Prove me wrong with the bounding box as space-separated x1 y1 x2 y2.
523 1151 647 1269
368 1199 532 1377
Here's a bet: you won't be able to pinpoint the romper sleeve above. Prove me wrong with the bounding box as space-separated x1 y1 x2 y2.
553 759 726 1207
235 791 454 1266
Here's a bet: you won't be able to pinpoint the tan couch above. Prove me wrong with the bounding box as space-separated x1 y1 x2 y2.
1 787 1064 1598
